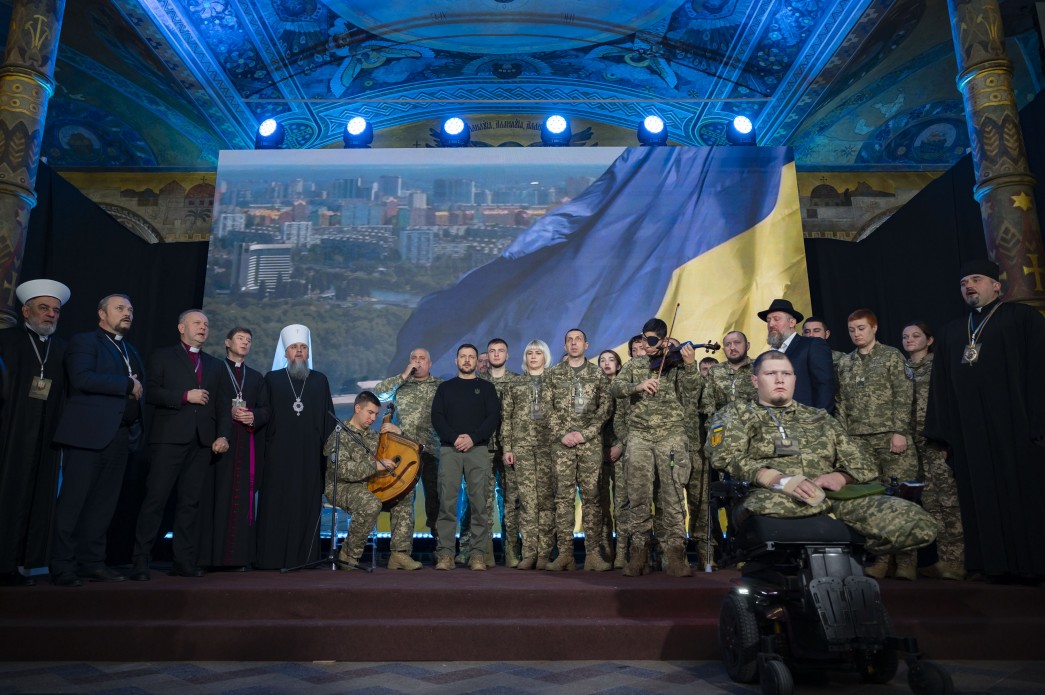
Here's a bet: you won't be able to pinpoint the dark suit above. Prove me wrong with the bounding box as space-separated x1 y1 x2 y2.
51 329 145 575
132 343 225 570
781 334 835 413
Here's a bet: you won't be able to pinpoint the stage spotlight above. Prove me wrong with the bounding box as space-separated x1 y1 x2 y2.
255 118 285 149
541 115 572 147
439 117 471 147
726 115 757 146
343 116 373 148
637 115 668 146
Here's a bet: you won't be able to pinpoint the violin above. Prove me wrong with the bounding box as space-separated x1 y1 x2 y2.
648 340 721 372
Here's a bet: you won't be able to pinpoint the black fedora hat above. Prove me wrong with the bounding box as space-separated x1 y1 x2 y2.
757 298 804 323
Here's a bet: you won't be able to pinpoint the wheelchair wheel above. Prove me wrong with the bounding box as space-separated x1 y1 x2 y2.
719 593 760 683
908 660 954 695
760 659 794 695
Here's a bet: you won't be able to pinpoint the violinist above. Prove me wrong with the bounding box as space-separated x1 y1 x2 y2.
322 391 417 571
608 318 703 577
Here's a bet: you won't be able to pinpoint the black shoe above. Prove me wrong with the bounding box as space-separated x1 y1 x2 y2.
79 566 127 582
51 572 83 587
0 571 35 587
169 564 206 578
129 568 151 581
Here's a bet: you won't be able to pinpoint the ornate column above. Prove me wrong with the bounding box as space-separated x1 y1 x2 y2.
0 0 65 328
948 0 1045 311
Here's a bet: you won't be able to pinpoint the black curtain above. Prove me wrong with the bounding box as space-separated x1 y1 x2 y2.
805 89 1045 352
23 163 209 356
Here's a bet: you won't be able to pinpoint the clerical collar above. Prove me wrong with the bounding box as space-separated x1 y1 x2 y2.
182 342 200 353
102 329 123 341
24 324 48 342
227 357 244 368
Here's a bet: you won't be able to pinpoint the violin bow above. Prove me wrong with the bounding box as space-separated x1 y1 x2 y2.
656 302 682 382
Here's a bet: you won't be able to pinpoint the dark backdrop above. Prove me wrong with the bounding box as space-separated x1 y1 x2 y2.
805 89 1045 352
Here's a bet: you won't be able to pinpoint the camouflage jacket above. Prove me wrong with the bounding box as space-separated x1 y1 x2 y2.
322 422 379 499
479 369 521 450
706 399 878 484
501 373 551 451
905 353 936 447
699 360 756 417
544 359 611 445
608 356 702 438
835 342 913 437
374 374 443 452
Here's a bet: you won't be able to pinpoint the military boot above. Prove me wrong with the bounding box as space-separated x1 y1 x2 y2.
664 543 693 577
893 552 917 581
583 550 612 571
516 556 536 570
387 552 422 571
919 560 965 581
505 541 521 568
623 541 650 577
864 555 892 579
535 554 550 570
546 548 576 571
613 536 629 569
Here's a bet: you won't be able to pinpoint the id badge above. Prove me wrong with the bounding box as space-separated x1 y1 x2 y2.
773 436 801 456
28 377 52 400
232 397 247 409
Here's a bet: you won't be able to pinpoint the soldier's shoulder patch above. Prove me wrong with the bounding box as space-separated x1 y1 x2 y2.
710 424 725 448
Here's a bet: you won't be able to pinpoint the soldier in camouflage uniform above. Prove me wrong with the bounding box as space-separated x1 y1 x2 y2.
706 351 937 556
375 348 443 544
597 350 628 566
544 328 613 571
700 332 757 417
476 338 521 566
609 319 702 577
803 317 846 368
902 321 965 580
679 355 714 569
502 339 556 569
835 310 920 579
323 392 418 570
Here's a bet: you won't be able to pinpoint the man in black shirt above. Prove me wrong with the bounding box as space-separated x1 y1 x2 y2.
431 344 501 570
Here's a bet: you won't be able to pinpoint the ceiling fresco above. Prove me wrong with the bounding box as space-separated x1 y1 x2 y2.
2 0 1042 170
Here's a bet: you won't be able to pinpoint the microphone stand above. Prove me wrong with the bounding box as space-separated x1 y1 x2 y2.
282 411 374 573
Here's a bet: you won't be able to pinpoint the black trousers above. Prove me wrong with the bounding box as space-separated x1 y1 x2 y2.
132 441 211 568
50 427 131 574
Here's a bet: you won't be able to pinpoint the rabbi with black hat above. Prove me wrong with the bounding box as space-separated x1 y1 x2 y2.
757 298 835 413
924 259 1045 583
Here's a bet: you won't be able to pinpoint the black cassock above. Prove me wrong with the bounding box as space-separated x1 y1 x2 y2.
925 300 1045 578
255 368 334 570
198 359 271 567
0 327 66 573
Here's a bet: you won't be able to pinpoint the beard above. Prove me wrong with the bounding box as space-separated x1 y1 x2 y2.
763 392 791 407
287 359 310 380
459 364 475 375
767 331 784 349
726 352 747 365
27 320 56 337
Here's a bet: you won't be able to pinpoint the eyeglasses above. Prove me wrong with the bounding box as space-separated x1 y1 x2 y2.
644 335 661 346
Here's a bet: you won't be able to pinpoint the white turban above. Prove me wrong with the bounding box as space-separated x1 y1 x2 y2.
16 279 71 305
272 323 313 371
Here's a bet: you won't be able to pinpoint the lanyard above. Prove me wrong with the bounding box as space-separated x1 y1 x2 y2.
106 335 133 377
25 327 51 378
224 360 246 399
761 406 789 440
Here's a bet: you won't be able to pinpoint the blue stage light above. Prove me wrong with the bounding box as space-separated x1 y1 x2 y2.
439 117 471 147
726 115 757 146
541 115 571 146
637 115 668 146
343 116 374 148
254 118 285 149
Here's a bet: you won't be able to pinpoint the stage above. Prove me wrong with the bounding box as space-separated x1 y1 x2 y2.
2 562 1043 663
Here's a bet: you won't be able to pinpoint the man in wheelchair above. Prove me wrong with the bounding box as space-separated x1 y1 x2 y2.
706 350 937 557
705 350 947 693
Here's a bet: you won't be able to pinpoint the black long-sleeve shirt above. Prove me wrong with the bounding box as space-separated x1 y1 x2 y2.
431 376 501 447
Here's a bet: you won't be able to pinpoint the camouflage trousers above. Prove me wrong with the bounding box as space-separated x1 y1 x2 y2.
598 456 627 556
739 489 938 556
551 441 604 557
335 482 414 562
514 445 556 560
851 432 920 483
626 432 691 548
685 446 716 559
917 438 965 566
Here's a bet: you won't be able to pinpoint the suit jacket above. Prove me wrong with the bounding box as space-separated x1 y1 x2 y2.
53 329 145 451
146 343 225 446
782 334 835 413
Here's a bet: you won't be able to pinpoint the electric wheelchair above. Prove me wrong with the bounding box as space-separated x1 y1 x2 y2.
711 478 953 695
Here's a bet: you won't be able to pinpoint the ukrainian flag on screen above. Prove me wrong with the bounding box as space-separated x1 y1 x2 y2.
390 146 807 374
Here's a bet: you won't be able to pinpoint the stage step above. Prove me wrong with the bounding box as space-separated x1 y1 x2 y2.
2 568 1042 661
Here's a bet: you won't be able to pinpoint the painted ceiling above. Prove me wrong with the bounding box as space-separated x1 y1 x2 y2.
4 0 1043 170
